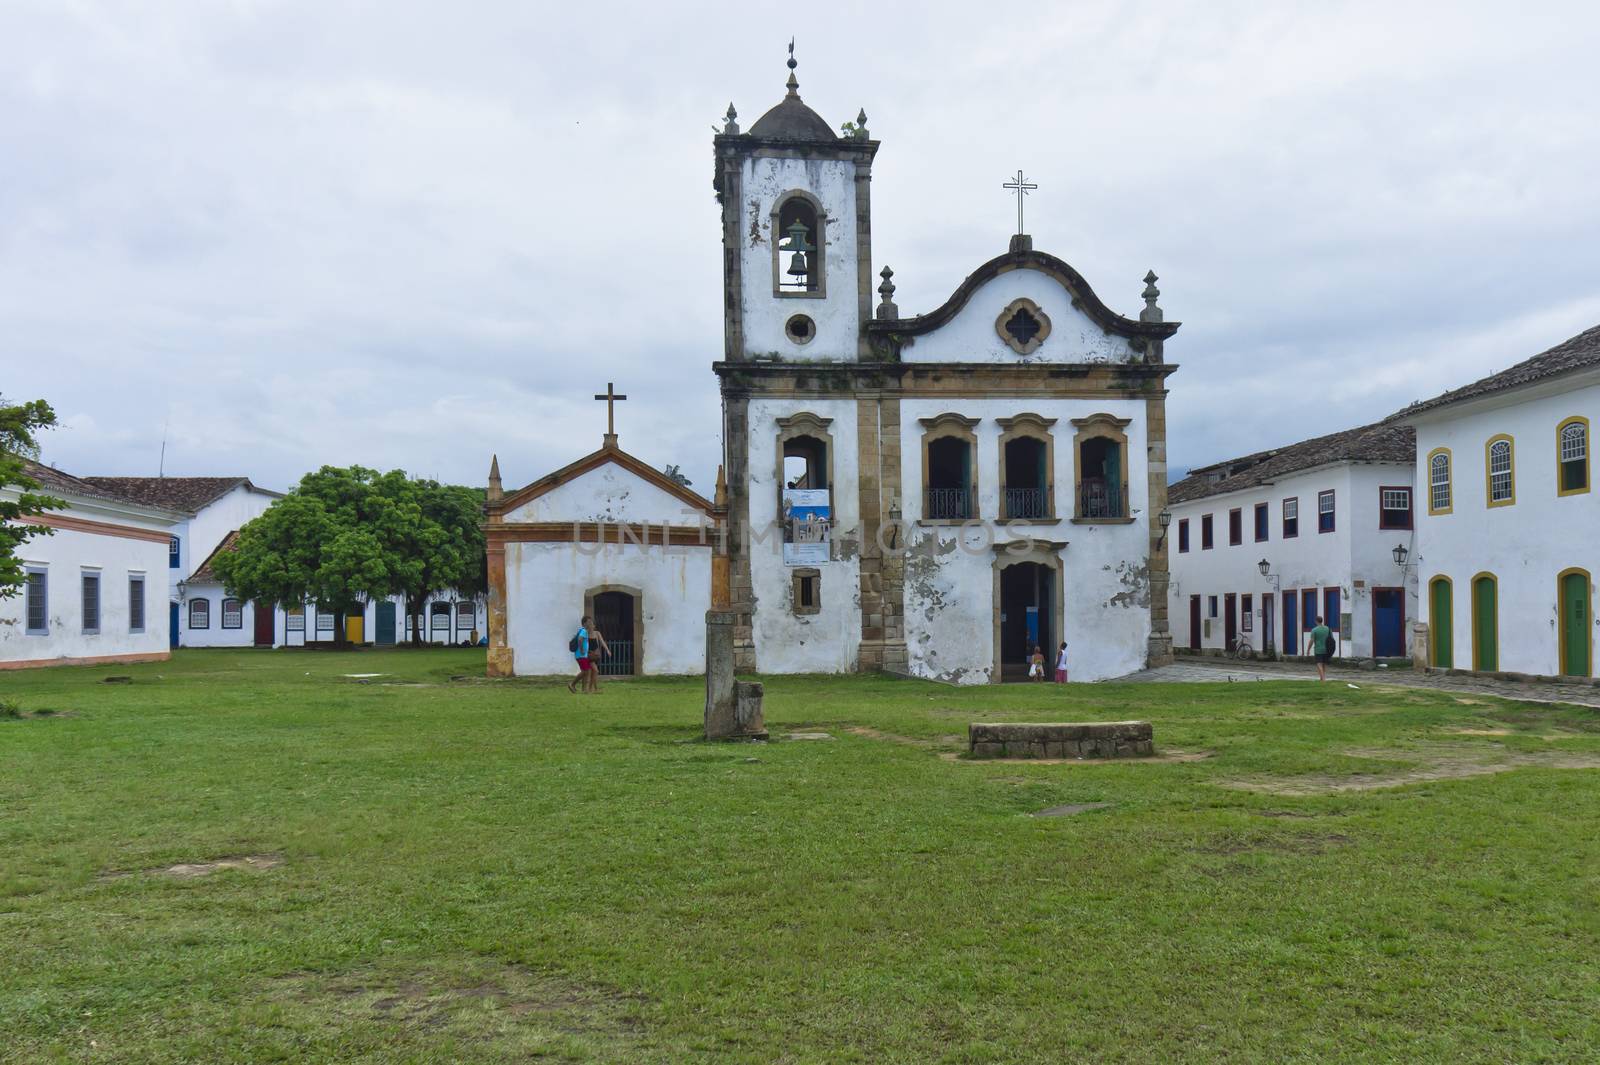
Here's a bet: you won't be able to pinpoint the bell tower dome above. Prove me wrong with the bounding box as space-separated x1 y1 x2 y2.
713 44 878 361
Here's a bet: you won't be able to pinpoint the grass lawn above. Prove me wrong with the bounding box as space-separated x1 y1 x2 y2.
3 650 1599 1063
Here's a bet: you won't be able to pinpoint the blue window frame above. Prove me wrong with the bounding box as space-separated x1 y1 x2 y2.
25 567 48 635
1324 587 1341 631
1318 490 1336 533
129 574 146 634
169 536 181 569
1302 589 1318 632
1254 503 1269 542
81 570 101 635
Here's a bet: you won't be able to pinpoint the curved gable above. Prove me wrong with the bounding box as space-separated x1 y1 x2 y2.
869 247 1179 364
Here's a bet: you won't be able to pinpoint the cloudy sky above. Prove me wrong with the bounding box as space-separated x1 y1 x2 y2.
6 1 1599 494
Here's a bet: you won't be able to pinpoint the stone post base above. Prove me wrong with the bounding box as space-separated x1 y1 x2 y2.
486 647 514 678
1411 622 1429 671
705 610 766 740
1146 633 1174 668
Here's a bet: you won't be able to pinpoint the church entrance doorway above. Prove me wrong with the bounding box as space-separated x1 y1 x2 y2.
999 561 1054 681
588 587 641 677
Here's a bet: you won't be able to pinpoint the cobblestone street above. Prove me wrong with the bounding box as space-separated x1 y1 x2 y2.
1119 656 1600 709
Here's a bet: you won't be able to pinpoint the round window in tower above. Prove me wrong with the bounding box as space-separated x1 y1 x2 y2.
785 314 815 345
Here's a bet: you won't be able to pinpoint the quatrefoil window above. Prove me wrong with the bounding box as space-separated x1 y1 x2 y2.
995 297 1052 355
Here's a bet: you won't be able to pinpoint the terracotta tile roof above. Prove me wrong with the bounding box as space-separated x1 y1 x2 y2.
1396 323 1600 419
17 459 145 506
79 476 281 513
1169 421 1415 505
188 530 239 584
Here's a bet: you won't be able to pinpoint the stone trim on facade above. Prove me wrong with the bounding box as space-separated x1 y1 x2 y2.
990 541 1067 685
997 414 1058 521
25 512 173 545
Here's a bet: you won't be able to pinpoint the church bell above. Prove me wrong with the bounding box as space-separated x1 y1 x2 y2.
780 219 814 282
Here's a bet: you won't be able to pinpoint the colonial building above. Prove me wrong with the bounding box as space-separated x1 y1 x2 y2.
2 461 183 669
484 421 719 677
1399 323 1598 678
83 475 283 648
1167 422 1418 661
711 53 1180 682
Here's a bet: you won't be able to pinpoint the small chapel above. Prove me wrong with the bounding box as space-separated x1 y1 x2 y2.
489 48 1181 683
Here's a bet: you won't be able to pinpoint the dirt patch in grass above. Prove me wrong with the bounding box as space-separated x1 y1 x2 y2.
1196 832 1353 856
845 726 964 748
278 959 649 1043
1222 744 1600 795
102 854 284 880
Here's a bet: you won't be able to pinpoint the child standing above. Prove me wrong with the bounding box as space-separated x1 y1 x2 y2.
1028 644 1047 682
1054 641 1069 683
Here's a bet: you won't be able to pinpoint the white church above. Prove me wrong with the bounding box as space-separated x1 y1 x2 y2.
489 52 1181 683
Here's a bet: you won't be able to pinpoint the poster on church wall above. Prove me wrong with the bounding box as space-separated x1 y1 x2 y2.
782 488 831 565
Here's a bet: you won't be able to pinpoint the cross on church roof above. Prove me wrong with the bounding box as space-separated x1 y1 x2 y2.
1002 169 1038 236
594 382 628 449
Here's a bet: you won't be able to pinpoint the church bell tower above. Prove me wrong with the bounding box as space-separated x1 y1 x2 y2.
713 45 878 362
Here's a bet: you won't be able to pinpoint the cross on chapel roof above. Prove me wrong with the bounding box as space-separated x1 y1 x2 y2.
594 382 628 449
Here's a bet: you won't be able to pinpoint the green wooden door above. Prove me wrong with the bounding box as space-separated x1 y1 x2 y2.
1430 579 1453 668
1561 572 1591 677
1472 576 1498 672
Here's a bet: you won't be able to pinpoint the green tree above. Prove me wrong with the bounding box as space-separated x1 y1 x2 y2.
213 466 485 647
0 397 64 599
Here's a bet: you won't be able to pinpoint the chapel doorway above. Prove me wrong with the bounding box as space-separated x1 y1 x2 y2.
999 561 1054 681
592 590 638 677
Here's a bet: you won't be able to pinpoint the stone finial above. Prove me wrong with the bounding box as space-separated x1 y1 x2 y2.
723 103 739 136
1140 270 1163 323
487 454 502 502
714 463 728 510
875 265 899 320
855 108 869 139
785 38 799 97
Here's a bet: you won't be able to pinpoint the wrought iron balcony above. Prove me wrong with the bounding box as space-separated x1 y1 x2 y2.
925 487 973 521
1003 487 1051 520
1077 478 1127 520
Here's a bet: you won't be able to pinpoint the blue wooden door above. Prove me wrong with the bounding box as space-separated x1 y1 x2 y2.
169 602 180 648
1283 591 1298 655
1373 589 1405 657
375 601 397 646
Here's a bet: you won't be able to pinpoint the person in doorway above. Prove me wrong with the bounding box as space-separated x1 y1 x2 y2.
1304 615 1336 681
1054 641 1069 684
568 614 593 694
1028 644 1047 682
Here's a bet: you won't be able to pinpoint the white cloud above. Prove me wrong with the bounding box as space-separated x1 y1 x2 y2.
3 0 1598 491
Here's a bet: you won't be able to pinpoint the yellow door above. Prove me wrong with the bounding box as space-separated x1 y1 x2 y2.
346 613 365 643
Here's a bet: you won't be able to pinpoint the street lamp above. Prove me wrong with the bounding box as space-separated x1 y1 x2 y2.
1258 558 1281 592
1391 543 1409 568
1156 507 1172 548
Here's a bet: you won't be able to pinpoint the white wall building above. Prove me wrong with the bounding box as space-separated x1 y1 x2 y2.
1167 423 1419 661
81 476 283 648
485 435 717 677
2 461 182 669
709 56 1181 683
1400 324 1599 678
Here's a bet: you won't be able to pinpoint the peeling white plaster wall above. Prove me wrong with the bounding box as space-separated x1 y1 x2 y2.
745 396 862 673
899 396 1152 684
504 541 710 676
739 156 860 360
506 463 708 527
897 269 1140 365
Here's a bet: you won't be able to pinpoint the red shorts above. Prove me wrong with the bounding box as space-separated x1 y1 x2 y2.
577 657 593 671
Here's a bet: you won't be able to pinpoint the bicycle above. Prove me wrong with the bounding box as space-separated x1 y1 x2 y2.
1227 634 1256 661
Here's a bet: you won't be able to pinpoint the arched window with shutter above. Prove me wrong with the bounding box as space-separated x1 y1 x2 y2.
1427 449 1452 515
1486 436 1515 507
1558 417 1589 496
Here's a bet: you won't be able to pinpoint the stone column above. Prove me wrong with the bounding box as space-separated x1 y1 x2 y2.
1411 622 1430 671
486 539 513 677
1144 392 1174 667
705 609 765 740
